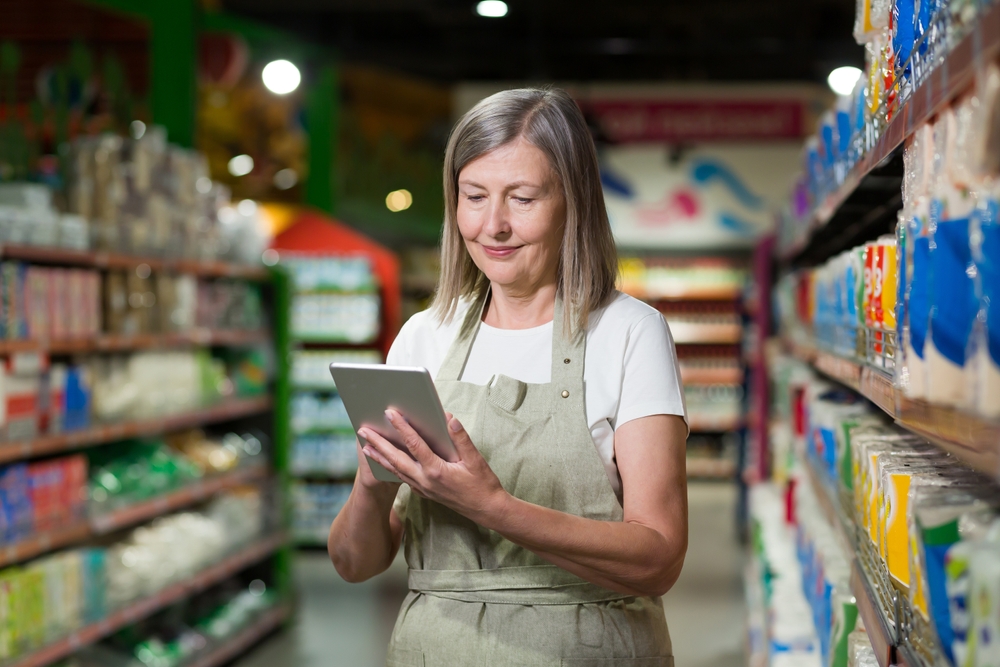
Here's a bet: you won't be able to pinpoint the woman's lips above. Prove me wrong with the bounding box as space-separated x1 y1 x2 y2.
481 245 521 258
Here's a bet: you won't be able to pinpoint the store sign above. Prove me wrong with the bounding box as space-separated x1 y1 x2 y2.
587 100 805 143
602 144 801 249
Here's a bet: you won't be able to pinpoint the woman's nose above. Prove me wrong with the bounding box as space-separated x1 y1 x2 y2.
482 200 510 237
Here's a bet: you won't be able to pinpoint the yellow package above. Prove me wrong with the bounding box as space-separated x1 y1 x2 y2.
882 238 897 331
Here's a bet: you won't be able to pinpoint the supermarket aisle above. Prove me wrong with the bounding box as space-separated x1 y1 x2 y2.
237 482 745 667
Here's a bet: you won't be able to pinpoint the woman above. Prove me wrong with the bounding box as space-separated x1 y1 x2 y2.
328 87 688 666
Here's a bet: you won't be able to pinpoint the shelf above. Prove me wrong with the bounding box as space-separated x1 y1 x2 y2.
685 457 736 479
185 603 291 667
852 559 898 667
669 322 743 345
90 465 269 535
0 395 273 465
293 335 378 346
680 367 745 385
0 245 270 281
783 1 1000 262
638 285 744 302
0 467 271 570
0 330 270 355
688 416 744 433
6 532 288 667
785 339 1000 476
0 522 91 571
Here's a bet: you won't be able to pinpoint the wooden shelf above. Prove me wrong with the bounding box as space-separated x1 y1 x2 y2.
0 467 270 569
90 465 269 535
688 416 744 433
785 340 1000 477
680 367 744 385
685 457 736 479
185 603 291 667
641 285 744 302
669 322 742 345
0 522 91 571
0 395 273 464
0 245 270 281
0 330 270 355
6 532 287 667
782 1 1000 261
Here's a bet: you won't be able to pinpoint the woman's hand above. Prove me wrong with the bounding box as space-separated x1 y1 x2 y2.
353 438 401 493
359 410 508 524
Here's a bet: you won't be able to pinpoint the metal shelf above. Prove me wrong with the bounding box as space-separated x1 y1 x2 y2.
5 532 287 667
0 244 270 281
0 396 273 465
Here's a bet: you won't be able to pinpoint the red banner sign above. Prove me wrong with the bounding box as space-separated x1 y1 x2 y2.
587 100 805 143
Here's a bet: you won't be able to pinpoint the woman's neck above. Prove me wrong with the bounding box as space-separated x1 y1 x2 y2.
483 282 557 330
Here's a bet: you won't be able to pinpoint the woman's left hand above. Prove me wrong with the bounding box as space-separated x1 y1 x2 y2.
359 410 508 524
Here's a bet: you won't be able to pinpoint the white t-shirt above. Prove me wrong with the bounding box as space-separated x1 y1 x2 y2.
386 291 688 500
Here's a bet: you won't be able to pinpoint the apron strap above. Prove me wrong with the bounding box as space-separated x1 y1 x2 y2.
435 289 490 382
408 566 631 606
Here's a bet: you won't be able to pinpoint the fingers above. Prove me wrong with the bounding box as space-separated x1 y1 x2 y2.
359 427 420 481
384 410 439 467
447 416 478 460
361 440 419 488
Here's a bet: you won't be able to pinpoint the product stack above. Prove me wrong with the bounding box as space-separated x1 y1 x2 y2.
760 5 1000 666
0 124 286 667
620 257 748 479
282 254 382 545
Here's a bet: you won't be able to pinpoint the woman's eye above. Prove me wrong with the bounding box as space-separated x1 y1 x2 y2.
466 195 485 202
514 197 533 204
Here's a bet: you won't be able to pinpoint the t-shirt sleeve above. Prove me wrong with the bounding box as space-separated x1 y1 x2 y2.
614 312 688 431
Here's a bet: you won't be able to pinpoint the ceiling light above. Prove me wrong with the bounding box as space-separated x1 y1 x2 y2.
386 189 413 212
237 199 257 216
262 59 301 95
476 1 508 17
273 168 298 190
827 66 863 96
228 154 254 177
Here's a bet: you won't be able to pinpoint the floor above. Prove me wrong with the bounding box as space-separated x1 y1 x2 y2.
235 482 746 667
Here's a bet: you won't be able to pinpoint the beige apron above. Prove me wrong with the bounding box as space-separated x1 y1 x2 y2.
388 293 673 666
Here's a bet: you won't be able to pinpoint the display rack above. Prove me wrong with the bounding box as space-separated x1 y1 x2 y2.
781 1 1000 264
0 246 291 667
6 532 287 667
784 340 1000 477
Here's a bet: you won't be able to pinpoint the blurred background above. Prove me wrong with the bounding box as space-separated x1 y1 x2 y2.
1 1 1000 666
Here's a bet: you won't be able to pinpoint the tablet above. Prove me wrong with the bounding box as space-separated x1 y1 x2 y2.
329 363 459 483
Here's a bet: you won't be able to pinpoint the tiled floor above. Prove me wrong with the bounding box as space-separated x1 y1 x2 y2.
235 482 746 667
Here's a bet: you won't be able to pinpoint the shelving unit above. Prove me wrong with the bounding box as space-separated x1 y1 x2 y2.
784 340 1000 477
6 532 287 667
0 242 291 666
757 6 1000 667
781 1 1000 265
0 396 273 464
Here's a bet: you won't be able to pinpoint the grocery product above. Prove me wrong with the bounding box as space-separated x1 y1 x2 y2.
291 293 381 343
290 432 358 477
291 482 351 544
291 349 381 390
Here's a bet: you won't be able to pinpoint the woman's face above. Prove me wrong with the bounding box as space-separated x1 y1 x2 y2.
456 137 566 295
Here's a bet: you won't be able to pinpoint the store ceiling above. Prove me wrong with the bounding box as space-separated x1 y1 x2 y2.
222 0 862 84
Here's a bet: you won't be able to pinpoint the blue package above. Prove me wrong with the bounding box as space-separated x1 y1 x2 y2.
894 0 917 79
909 214 931 360
897 218 908 343
0 464 33 542
925 538 956 663
821 118 836 170
928 214 978 366
975 196 1000 364
64 365 91 431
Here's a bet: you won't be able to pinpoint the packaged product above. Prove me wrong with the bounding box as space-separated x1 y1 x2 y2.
966 524 1000 667
925 108 978 408
971 178 1000 417
855 0 891 44
971 65 1000 177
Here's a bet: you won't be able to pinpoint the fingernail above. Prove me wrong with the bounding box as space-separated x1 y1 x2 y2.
358 428 370 440
384 409 395 420
449 417 463 432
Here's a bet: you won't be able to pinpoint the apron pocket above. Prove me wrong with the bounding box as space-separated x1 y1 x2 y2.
386 648 425 667
561 658 673 667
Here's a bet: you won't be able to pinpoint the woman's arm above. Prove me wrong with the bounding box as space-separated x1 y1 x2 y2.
327 441 404 582
362 410 688 597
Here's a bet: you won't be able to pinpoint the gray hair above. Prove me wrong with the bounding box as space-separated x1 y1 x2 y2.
431 87 618 334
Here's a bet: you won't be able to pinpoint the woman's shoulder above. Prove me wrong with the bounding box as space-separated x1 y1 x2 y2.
588 290 664 334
